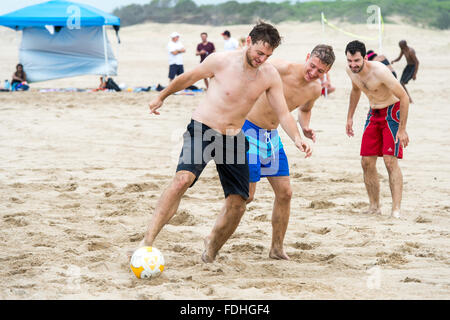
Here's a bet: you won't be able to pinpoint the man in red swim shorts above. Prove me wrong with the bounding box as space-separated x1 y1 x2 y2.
345 40 410 219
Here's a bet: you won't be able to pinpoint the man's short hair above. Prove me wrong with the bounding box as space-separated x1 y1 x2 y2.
222 30 230 37
345 40 366 57
201 32 208 37
311 44 335 67
248 21 282 49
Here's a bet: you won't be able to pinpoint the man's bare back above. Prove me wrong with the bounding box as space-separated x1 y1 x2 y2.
247 59 322 130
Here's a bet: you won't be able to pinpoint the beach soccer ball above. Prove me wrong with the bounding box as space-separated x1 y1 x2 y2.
130 246 165 279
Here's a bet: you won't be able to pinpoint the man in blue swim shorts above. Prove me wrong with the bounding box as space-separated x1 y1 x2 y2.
244 44 335 260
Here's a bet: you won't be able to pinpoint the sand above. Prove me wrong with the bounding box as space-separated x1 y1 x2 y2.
0 20 449 299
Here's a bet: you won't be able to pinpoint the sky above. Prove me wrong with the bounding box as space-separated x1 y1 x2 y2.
0 0 306 15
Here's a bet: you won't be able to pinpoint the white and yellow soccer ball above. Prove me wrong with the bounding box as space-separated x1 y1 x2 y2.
130 246 165 279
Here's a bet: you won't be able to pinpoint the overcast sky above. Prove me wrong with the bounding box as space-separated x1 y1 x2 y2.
0 0 304 15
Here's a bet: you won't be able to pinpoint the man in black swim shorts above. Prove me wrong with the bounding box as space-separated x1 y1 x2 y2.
135 22 311 263
391 40 419 103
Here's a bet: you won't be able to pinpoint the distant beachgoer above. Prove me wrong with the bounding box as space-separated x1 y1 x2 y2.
239 37 246 48
221 30 239 51
168 32 186 83
11 63 29 91
391 40 419 103
196 32 216 89
367 50 397 78
320 72 335 96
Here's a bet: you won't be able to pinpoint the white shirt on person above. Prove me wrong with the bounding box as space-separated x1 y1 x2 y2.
168 40 184 65
224 37 239 51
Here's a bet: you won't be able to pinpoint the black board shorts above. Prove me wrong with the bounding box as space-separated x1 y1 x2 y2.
176 119 250 200
400 64 415 84
168 64 184 80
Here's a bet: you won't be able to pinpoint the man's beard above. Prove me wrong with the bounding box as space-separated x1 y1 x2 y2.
245 50 258 68
351 61 365 73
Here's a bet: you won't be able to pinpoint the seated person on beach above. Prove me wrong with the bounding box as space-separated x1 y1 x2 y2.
11 64 29 91
367 50 397 78
98 77 107 90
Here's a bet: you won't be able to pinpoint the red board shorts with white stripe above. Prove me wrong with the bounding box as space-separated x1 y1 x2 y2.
360 101 403 159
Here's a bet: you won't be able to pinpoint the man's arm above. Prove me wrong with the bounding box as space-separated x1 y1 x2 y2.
149 54 216 115
346 70 362 137
379 68 410 147
265 69 312 157
298 88 321 143
411 49 419 80
391 51 403 64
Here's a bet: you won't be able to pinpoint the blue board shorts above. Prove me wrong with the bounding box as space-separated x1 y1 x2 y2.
242 119 290 183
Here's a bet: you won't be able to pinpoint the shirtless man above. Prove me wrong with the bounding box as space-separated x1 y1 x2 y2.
345 40 410 219
244 45 335 260
139 22 312 263
391 40 419 103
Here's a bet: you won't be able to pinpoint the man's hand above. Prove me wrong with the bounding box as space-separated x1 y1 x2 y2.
412 74 416 80
149 96 163 115
295 137 312 158
302 127 316 143
346 119 354 137
395 129 409 148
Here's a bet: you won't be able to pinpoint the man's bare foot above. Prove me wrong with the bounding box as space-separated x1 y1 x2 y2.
202 237 216 263
363 207 382 215
391 210 401 219
269 248 290 260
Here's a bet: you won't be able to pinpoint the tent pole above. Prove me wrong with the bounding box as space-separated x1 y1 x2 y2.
102 25 109 77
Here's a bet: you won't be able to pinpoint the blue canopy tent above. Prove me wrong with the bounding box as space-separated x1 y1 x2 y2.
0 0 120 82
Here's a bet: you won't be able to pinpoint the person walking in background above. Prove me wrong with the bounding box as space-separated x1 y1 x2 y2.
196 32 216 89
221 30 239 51
391 40 419 103
167 32 186 83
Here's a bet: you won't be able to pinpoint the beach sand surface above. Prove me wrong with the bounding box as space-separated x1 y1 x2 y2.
0 21 449 299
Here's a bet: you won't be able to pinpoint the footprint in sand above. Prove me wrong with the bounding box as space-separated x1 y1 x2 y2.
414 216 432 223
291 241 320 250
9 197 25 204
54 182 78 192
375 252 409 266
231 243 264 254
312 227 331 235
3 215 29 227
309 200 336 209
168 209 196 226
123 182 159 193
402 277 421 283
87 241 112 251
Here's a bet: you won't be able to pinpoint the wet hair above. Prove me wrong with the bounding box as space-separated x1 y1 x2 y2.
366 50 377 60
310 44 335 67
345 40 366 57
248 21 282 49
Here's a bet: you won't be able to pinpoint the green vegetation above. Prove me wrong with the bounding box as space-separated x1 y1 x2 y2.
113 0 450 29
